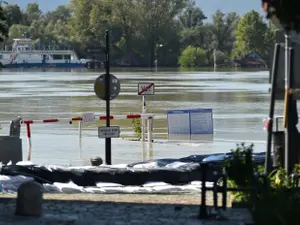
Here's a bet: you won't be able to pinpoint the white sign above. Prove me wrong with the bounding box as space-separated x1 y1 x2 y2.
167 108 214 135
82 113 96 123
138 83 155 95
98 126 120 138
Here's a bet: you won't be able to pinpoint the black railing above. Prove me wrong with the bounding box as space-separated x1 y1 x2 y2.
198 162 300 219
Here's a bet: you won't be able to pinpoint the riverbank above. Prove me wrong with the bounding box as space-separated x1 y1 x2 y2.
0 193 253 225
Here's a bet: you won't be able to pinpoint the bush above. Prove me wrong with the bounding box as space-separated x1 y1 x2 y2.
224 143 300 225
132 118 141 139
178 45 207 67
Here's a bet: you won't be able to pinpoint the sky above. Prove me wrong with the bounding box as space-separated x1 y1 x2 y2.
6 0 264 18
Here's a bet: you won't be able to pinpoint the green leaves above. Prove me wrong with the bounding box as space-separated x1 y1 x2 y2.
233 10 274 60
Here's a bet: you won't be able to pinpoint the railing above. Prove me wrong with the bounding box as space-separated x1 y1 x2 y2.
0 113 155 161
198 163 300 219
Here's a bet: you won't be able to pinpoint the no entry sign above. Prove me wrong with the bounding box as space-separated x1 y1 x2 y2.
138 83 155 95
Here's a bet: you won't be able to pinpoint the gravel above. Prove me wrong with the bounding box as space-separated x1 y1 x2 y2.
0 193 253 225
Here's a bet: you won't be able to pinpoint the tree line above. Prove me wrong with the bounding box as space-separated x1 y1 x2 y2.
1 0 276 67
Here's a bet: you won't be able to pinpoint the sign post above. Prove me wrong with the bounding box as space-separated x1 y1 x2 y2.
94 30 121 165
105 30 111 165
138 83 154 141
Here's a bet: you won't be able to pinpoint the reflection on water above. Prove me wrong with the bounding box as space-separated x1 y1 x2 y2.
0 68 281 165
168 134 214 142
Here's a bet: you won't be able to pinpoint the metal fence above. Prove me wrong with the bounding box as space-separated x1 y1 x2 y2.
198 163 300 219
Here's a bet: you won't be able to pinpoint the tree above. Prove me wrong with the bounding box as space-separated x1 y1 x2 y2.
8 24 29 39
179 0 206 28
233 10 270 59
211 11 239 55
178 45 207 67
3 4 22 27
69 0 93 44
135 0 189 66
24 3 42 25
45 5 71 23
0 5 8 41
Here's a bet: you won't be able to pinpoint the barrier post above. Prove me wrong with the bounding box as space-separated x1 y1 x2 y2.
141 96 146 142
78 121 82 139
25 122 32 161
147 116 153 143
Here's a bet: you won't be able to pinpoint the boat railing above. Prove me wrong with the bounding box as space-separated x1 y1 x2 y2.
0 49 76 54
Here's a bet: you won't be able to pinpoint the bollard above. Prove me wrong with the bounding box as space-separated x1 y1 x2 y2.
198 163 209 219
90 156 103 166
272 131 285 167
15 181 43 217
9 117 22 137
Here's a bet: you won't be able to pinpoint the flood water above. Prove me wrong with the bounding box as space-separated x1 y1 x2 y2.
0 68 286 165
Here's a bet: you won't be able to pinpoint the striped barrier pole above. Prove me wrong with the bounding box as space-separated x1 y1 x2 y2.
19 113 154 161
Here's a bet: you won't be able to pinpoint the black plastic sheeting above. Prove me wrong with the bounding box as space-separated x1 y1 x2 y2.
0 152 267 186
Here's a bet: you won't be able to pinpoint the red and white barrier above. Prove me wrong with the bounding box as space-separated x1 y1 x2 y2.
1 113 154 161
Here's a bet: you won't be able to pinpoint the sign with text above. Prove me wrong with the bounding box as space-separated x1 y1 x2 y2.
98 126 120 138
167 108 214 135
82 113 96 123
138 83 155 95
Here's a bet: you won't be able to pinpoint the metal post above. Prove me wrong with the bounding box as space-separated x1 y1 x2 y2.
78 121 82 139
265 43 281 173
141 96 146 142
284 33 291 173
105 30 112 165
147 117 153 143
198 163 209 219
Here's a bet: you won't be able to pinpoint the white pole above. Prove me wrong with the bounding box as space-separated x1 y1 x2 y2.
147 117 153 143
79 121 82 139
141 95 146 142
213 48 217 71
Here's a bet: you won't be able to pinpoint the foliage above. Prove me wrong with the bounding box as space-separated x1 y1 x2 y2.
132 118 141 139
0 4 8 42
224 143 300 225
233 10 274 60
178 45 206 67
1 1 275 66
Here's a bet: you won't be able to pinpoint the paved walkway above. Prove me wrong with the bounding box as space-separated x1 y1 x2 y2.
0 198 252 225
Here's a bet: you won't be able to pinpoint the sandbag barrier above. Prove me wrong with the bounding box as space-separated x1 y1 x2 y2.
0 152 266 187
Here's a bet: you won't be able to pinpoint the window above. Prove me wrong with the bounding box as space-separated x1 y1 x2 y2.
52 55 63 60
64 55 71 60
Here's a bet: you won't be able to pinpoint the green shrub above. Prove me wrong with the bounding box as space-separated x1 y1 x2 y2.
224 143 300 225
178 45 207 67
132 118 141 139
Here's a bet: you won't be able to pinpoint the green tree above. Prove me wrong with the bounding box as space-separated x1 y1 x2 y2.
3 4 22 27
8 24 29 39
45 5 71 23
69 0 93 44
136 0 189 66
211 11 239 55
0 4 8 41
233 10 269 59
24 3 42 25
178 45 207 67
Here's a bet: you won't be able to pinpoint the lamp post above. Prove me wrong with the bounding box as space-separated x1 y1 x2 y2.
155 44 163 71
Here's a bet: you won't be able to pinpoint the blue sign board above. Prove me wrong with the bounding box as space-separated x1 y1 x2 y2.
167 108 214 135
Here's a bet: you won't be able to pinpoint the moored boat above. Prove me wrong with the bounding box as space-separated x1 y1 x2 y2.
0 38 85 68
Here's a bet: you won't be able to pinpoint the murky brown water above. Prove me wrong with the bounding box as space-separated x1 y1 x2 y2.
0 68 284 165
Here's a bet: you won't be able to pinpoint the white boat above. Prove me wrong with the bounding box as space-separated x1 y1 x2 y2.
0 38 85 68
